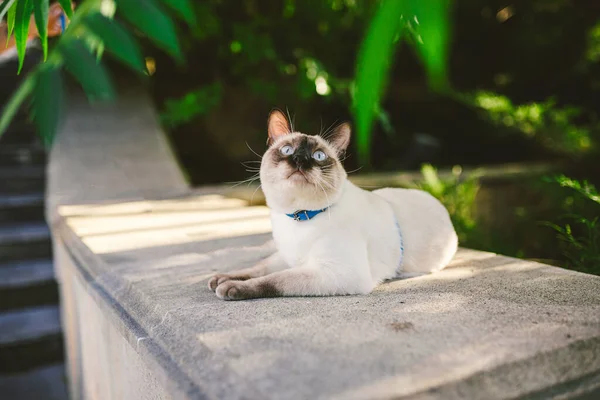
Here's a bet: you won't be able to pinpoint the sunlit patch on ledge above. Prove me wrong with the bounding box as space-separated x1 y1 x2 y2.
58 194 249 217
80 213 272 254
61 195 273 254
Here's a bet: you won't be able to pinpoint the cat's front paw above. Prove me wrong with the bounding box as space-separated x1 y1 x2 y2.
215 280 252 301
208 274 232 291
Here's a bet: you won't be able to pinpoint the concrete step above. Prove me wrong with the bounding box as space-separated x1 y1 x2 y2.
0 363 68 400
0 305 63 374
0 165 45 194
0 193 45 224
0 259 58 311
0 222 52 262
0 143 47 167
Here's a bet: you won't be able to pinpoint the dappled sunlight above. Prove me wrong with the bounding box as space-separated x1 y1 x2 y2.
448 248 497 267
80 213 271 254
68 205 270 237
58 194 248 217
62 195 272 254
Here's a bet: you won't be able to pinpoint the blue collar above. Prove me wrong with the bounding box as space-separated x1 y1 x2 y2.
286 208 328 221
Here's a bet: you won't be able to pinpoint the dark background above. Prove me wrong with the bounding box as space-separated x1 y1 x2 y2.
146 0 600 185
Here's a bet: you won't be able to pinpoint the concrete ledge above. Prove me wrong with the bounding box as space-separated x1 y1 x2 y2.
48 88 600 400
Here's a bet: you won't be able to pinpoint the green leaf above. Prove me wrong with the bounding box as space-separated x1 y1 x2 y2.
0 74 35 139
353 0 405 166
33 0 49 60
15 0 33 74
6 1 16 46
57 0 72 18
160 0 196 27
82 32 104 59
33 65 64 146
405 0 452 91
0 0 15 22
95 41 104 61
115 0 183 60
84 13 145 72
60 39 116 101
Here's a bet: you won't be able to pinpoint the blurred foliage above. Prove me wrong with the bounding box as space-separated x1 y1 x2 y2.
355 0 452 165
417 163 479 244
544 176 600 275
160 82 222 128
416 166 600 275
0 0 195 145
153 0 453 165
150 1 600 171
586 20 600 63
463 91 596 157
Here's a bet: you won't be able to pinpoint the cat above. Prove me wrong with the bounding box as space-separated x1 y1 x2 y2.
208 110 458 300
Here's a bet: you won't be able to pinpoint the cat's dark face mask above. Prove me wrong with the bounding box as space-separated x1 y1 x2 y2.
268 135 335 185
258 110 351 213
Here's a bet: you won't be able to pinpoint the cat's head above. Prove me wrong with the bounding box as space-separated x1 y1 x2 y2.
260 110 351 213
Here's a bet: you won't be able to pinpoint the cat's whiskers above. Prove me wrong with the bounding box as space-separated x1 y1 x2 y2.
245 142 263 159
285 107 296 132
315 174 335 190
241 160 262 174
337 153 351 163
345 166 363 175
318 168 337 184
241 160 262 165
320 120 339 140
250 184 263 205
312 174 333 220
226 173 260 189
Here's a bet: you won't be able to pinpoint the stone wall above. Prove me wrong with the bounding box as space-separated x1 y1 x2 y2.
47 88 600 400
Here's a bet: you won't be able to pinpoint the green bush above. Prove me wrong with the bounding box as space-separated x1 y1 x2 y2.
462 91 596 157
417 163 479 244
544 175 600 275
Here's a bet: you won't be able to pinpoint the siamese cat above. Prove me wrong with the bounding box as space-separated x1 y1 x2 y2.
209 110 457 300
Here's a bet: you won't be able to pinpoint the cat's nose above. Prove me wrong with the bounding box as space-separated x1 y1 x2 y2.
292 152 312 171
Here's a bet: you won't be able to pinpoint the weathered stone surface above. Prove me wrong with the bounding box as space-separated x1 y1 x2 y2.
46 90 189 220
47 87 600 400
52 195 600 400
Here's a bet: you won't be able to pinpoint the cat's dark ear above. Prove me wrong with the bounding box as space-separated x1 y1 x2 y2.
267 110 292 145
328 122 351 154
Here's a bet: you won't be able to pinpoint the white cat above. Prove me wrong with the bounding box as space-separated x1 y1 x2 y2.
209 110 458 300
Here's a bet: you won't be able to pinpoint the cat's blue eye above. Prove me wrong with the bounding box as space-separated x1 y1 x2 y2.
280 145 294 156
313 150 327 161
